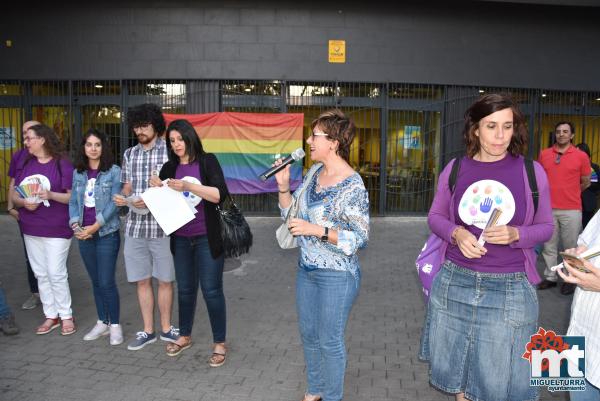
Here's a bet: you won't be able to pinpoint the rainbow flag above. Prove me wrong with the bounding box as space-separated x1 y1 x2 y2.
164 112 304 194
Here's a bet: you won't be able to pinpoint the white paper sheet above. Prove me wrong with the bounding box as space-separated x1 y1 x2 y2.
140 185 196 235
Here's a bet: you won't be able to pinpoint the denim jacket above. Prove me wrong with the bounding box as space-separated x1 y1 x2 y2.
69 164 122 236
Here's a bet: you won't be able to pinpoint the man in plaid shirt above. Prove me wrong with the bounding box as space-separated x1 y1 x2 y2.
113 104 179 350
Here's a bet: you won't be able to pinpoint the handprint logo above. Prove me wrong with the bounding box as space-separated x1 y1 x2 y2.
469 205 478 216
494 195 503 205
480 197 493 213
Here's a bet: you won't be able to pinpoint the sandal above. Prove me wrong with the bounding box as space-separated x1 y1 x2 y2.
36 318 60 335
60 318 77 336
208 343 227 367
166 338 192 357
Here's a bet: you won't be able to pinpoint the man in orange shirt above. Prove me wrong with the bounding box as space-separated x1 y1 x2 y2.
538 121 591 295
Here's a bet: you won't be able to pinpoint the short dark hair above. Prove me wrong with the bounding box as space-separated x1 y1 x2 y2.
165 119 205 164
555 121 575 134
463 93 528 158
310 109 355 162
75 128 115 173
127 103 166 135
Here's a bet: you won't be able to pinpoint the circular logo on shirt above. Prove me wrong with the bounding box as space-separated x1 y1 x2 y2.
457 180 516 228
18 174 51 203
83 178 96 207
180 176 202 208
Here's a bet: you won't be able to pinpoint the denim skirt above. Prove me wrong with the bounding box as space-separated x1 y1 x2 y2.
419 260 540 401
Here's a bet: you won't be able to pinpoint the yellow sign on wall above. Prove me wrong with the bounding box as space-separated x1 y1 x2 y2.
328 40 346 63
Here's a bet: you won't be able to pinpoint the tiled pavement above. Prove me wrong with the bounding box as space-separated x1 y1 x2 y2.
0 216 572 401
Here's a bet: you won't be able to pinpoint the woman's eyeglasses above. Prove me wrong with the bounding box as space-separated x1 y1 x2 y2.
307 132 328 140
555 152 563 164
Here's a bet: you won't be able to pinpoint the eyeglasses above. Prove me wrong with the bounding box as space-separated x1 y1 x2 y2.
307 132 329 140
555 152 563 164
23 136 40 142
133 123 152 131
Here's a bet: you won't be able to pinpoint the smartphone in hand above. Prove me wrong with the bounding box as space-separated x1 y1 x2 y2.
559 252 592 273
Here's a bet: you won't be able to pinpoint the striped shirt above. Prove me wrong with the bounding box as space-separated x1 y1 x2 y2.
120 138 169 238
569 210 600 388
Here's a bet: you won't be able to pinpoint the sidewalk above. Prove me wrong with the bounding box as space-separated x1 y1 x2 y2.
0 216 571 401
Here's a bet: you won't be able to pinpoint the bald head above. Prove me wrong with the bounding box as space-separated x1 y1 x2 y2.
22 120 41 134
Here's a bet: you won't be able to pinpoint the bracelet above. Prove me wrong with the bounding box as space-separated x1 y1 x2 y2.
278 188 290 194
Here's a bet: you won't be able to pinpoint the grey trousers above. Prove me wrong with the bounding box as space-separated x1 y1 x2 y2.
542 209 582 281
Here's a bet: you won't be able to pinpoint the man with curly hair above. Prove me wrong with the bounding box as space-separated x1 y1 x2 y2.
113 103 179 350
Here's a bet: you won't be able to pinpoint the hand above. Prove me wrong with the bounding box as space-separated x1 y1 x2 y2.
273 158 291 192
564 246 588 255
482 225 519 245
558 258 600 292
288 218 320 237
36 189 52 201
149 176 163 187
113 194 128 207
454 227 487 259
8 208 19 221
167 179 187 192
132 198 146 209
23 199 40 212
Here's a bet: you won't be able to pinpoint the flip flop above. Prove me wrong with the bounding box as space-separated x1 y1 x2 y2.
166 340 192 357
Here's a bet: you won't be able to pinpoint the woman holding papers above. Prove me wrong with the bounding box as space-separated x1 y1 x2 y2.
420 94 554 401
274 109 369 401
557 214 600 400
68 128 123 345
150 119 229 364
11 124 76 335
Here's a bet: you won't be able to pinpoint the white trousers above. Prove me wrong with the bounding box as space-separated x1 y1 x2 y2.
23 235 73 319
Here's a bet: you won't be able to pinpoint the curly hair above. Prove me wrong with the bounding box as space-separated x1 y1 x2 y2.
127 103 166 135
463 93 528 158
26 124 65 160
74 128 115 173
310 109 355 162
165 119 205 165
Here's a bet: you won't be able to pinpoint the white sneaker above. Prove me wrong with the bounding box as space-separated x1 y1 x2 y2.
109 324 124 346
83 321 109 341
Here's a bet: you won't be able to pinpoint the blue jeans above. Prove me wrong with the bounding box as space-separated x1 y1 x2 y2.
571 380 600 401
173 235 225 341
296 267 360 401
78 231 121 324
0 285 11 318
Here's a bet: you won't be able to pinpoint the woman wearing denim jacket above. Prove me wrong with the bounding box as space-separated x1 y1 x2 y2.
68 128 123 345
274 109 369 401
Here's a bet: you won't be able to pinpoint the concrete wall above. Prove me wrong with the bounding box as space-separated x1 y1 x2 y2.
1 1 599 90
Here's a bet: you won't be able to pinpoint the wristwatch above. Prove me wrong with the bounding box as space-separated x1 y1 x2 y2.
320 227 329 242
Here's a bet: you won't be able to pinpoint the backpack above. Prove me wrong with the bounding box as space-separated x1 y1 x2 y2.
415 157 539 299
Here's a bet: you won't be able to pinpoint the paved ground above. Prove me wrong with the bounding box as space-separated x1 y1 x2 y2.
0 215 573 401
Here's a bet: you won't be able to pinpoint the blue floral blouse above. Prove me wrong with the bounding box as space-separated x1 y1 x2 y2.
280 164 370 278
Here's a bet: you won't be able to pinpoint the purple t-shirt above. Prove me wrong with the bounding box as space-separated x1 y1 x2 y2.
8 148 28 178
82 169 99 227
174 162 207 237
446 155 526 272
15 157 74 239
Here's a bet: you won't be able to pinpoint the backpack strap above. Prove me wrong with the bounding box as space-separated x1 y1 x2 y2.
448 157 461 194
524 158 539 214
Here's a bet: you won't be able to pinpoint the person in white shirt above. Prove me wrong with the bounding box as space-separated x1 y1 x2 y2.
558 210 600 401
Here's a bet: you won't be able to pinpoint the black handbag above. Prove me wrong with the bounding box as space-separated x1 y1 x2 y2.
216 194 253 258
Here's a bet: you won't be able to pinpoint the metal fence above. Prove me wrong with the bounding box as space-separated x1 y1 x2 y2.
2 80 600 215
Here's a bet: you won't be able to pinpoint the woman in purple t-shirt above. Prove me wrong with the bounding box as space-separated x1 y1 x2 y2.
419 94 554 401
69 129 123 346
150 119 229 364
11 124 76 336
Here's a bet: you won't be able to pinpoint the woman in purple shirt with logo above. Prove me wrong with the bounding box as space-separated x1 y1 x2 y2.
11 124 76 336
150 119 229 364
69 129 123 345
419 94 554 401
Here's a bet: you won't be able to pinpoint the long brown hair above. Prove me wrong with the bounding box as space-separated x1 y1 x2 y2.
27 124 66 160
463 93 528 158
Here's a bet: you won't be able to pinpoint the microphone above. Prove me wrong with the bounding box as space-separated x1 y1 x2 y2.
259 148 305 181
